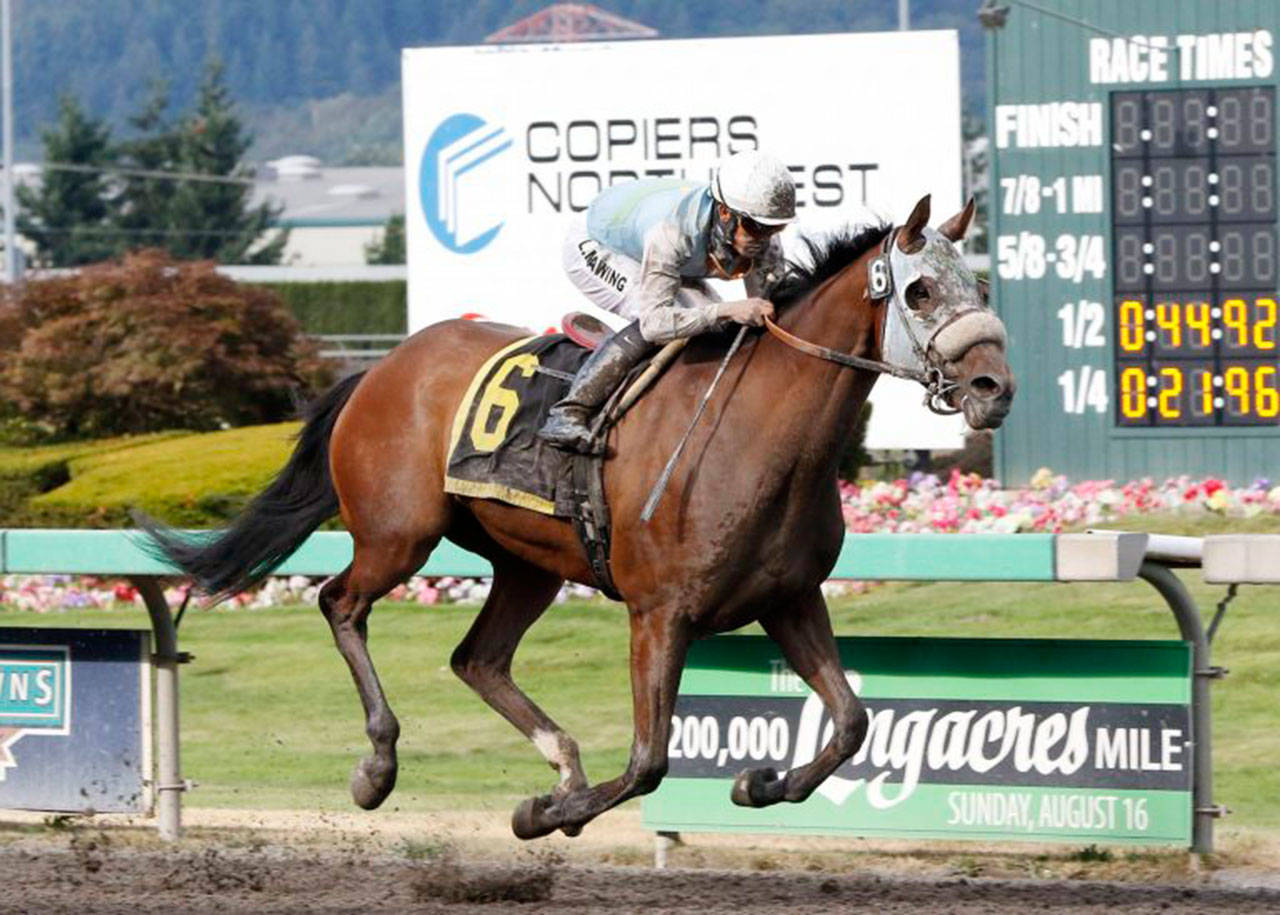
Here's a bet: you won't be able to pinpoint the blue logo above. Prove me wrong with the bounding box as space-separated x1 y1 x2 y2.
419 113 513 254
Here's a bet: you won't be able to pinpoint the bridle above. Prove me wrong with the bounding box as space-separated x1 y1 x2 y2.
763 227 965 416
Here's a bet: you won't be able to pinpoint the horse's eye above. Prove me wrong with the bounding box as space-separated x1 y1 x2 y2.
906 281 929 305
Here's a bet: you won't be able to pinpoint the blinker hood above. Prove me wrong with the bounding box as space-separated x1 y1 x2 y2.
875 227 1004 368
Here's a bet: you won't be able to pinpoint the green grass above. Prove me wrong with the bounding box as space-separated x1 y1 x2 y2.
1066 512 1280 536
3 570 1276 831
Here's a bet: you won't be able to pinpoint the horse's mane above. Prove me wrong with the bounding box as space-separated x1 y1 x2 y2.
769 223 892 310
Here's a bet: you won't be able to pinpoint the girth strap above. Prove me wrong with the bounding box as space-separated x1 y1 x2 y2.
568 452 622 601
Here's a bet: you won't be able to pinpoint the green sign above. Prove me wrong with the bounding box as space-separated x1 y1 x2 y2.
644 636 1192 845
988 3 1280 485
0 648 70 728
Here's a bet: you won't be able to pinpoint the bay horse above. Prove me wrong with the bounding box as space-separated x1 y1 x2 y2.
142 194 1014 839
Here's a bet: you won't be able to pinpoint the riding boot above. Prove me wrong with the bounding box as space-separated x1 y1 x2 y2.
538 321 652 453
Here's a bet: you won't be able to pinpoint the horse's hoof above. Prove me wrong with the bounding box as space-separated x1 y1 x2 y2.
350 757 396 810
731 767 780 808
511 794 560 840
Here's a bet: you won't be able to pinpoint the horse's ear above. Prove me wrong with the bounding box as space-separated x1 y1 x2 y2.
939 197 976 242
898 194 931 250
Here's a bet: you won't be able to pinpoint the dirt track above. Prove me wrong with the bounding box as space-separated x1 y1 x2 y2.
4 831 1280 915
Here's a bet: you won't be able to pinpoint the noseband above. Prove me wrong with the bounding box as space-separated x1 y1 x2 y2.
763 228 963 415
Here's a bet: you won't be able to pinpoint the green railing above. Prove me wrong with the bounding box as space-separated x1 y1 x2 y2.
2 527 1276 854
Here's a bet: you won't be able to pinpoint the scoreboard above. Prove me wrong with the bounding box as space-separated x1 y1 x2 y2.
988 3 1280 483
1113 86 1277 428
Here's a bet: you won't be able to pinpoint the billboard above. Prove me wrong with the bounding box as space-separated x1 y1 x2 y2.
403 32 966 449
0 628 151 814
645 635 1192 845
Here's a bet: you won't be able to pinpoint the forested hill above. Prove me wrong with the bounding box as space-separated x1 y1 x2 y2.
19 0 984 163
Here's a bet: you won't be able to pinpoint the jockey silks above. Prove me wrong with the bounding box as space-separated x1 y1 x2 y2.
572 179 783 343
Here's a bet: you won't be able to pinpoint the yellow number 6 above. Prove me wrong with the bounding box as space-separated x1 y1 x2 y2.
469 353 540 452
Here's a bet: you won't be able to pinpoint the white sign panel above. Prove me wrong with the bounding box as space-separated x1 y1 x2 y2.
403 31 965 449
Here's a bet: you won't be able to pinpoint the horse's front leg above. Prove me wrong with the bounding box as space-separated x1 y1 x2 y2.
512 607 689 839
732 588 868 807
449 556 590 835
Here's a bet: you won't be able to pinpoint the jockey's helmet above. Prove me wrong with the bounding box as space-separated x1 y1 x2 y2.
711 151 797 226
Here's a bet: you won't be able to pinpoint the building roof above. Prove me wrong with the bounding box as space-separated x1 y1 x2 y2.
9 160 405 230
485 3 658 43
251 164 404 228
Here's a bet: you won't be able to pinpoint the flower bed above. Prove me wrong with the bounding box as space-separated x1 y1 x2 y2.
2 471 1276 613
840 469 1280 534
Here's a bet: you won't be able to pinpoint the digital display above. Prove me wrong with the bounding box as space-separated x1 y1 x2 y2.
1111 87 1280 427
1114 226 1277 289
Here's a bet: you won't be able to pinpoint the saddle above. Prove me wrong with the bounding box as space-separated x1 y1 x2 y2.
562 311 614 350
443 316 677 599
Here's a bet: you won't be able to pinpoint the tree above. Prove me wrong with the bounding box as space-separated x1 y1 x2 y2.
16 96 119 267
163 61 288 264
114 80 184 250
364 213 405 264
962 116 990 254
0 249 331 439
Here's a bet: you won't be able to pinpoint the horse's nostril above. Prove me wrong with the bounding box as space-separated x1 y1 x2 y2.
969 374 1003 398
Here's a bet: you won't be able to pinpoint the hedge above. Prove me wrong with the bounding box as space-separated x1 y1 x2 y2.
0 424 302 529
258 280 407 335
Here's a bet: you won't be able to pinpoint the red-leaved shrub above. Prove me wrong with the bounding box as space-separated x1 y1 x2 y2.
0 249 333 438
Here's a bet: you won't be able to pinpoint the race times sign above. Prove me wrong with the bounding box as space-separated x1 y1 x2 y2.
644 636 1192 845
988 3 1280 485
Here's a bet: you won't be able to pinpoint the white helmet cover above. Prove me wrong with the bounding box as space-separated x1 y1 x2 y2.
711 151 797 225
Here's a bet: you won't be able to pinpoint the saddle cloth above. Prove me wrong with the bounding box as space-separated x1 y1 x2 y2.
443 335 590 516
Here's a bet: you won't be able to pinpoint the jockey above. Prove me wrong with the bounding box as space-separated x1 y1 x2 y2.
538 149 797 452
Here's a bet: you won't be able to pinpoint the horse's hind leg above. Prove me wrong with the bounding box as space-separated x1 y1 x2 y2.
731 587 868 807
320 535 436 810
449 556 589 825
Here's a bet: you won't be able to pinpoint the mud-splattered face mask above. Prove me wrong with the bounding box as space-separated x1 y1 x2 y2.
868 226 1008 414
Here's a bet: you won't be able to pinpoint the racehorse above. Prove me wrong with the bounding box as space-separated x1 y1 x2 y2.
141 194 1014 839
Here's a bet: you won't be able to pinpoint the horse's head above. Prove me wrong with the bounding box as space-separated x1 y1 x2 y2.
878 195 1015 429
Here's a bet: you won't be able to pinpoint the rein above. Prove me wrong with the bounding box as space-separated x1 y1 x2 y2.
762 316 927 383
762 227 962 415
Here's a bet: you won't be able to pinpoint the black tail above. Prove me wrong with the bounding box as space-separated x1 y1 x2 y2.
136 371 366 599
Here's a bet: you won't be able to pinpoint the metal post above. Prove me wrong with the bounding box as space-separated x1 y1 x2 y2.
133 576 185 841
2 0 15 284
1138 561 1223 854
898 0 910 30
653 830 680 868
